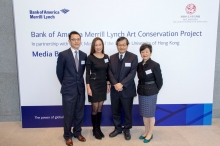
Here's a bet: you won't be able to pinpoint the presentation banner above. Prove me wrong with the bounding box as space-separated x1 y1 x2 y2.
13 0 219 127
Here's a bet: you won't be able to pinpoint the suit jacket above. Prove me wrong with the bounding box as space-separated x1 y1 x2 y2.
137 58 163 96
108 51 138 98
56 48 87 96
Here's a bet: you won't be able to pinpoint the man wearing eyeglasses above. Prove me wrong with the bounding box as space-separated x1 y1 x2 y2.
108 37 138 140
56 31 87 146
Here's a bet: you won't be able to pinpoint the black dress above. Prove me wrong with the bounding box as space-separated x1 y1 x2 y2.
86 54 109 102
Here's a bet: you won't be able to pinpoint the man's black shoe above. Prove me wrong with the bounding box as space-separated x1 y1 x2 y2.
109 130 122 137
124 132 131 140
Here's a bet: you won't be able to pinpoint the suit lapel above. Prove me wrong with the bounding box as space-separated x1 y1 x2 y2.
67 48 77 72
120 51 129 76
140 62 145 78
113 53 119 74
78 50 83 73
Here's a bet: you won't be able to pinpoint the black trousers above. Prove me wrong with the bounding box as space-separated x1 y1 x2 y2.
62 92 85 140
110 96 134 133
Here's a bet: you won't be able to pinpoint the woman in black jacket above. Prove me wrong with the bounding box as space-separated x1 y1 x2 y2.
137 43 163 143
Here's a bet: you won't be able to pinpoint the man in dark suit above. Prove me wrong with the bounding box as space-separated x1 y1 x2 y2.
56 31 87 146
108 37 138 140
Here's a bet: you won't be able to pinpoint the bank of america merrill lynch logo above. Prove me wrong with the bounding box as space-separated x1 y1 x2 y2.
60 8 69 14
29 8 69 19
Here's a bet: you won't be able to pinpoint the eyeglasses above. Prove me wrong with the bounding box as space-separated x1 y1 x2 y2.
117 44 127 47
70 38 81 42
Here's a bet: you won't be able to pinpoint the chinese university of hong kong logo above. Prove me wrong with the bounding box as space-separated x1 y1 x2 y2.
185 4 196 15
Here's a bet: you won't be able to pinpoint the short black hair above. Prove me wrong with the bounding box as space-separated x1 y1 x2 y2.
68 31 81 40
116 37 129 45
139 43 152 53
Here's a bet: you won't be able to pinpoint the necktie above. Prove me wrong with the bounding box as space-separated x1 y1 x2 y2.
75 51 79 71
120 55 123 61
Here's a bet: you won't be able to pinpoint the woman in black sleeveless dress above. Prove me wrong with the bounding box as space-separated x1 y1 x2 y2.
86 37 110 140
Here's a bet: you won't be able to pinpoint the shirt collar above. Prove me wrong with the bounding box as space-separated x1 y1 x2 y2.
118 52 126 59
71 48 79 53
142 58 151 65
